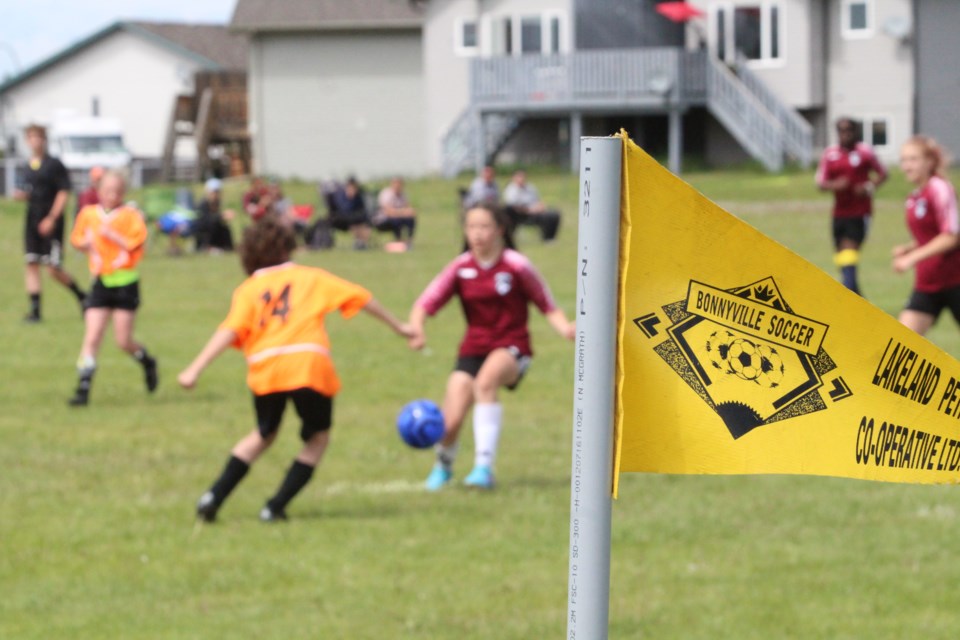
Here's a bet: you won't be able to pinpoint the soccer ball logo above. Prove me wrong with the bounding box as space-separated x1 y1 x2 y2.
707 332 785 388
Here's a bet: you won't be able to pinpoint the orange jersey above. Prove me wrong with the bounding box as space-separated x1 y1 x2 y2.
220 262 373 396
71 204 148 276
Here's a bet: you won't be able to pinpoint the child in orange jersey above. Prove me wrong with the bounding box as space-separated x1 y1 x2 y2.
69 171 157 406
179 217 412 522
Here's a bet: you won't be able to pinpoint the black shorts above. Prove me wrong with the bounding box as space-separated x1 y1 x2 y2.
904 286 960 323
86 279 140 311
253 388 333 441
455 346 532 391
24 215 65 266
832 216 870 248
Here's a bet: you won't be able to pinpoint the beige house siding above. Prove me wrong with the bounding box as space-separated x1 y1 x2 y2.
826 0 912 163
249 30 425 180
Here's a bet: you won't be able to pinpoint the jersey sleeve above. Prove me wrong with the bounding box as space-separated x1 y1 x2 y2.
321 272 373 319
52 158 71 193
70 207 91 247
415 258 460 316
119 209 148 250
219 284 258 347
930 178 960 235
512 252 558 314
864 146 888 181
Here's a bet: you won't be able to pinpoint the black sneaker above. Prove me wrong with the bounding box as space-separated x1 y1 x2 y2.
23 313 41 324
68 388 89 407
196 491 219 523
259 505 288 523
143 356 158 393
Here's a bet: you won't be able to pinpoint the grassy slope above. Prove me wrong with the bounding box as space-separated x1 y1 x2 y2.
0 166 959 639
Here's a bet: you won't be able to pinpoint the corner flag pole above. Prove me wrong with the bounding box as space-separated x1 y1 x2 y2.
567 136 622 639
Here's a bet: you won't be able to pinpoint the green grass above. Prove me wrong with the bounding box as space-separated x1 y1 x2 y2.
2 165 960 639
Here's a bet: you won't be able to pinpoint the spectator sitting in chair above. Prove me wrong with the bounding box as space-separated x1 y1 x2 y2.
374 177 416 249
242 176 272 221
194 178 235 254
331 177 372 250
503 170 561 242
463 165 500 208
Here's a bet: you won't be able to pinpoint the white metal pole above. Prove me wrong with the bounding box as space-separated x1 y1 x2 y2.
567 136 622 639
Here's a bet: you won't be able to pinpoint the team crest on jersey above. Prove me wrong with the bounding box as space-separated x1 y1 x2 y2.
849 151 861 167
915 198 927 219
632 277 851 439
494 272 513 295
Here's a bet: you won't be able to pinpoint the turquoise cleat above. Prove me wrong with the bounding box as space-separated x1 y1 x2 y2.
425 464 453 491
463 465 495 489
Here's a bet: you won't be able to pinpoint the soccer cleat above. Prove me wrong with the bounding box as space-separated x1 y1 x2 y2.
68 388 89 407
463 465 495 489
143 356 159 393
196 491 220 522
424 464 453 491
23 313 41 324
259 505 288 523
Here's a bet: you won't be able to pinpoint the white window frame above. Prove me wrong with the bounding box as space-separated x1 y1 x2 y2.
842 0 874 40
711 1 785 69
454 17 479 56
481 11 569 57
860 115 891 151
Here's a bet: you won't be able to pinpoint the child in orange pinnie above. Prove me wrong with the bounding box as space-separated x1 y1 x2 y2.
69 171 157 406
179 217 412 522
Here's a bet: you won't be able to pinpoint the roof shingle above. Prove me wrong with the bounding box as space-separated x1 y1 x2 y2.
231 0 424 32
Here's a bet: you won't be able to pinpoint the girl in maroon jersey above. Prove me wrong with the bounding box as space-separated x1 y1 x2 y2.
408 204 575 490
892 135 960 335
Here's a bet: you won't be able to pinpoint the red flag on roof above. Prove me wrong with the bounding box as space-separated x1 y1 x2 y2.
655 1 705 23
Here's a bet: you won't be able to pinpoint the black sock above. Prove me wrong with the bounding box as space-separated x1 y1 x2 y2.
266 460 315 513
134 348 154 364
28 293 40 317
209 455 250 505
68 282 86 302
75 368 95 395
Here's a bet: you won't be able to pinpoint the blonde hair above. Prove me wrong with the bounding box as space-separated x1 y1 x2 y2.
903 135 951 178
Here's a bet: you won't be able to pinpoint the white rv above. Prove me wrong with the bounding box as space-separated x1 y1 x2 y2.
46 114 132 175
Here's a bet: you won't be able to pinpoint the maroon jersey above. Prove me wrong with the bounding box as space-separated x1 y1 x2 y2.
816 143 887 218
416 249 558 357
906 175 960 293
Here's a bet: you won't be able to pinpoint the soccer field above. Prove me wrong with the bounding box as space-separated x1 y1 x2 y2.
2 166 960 639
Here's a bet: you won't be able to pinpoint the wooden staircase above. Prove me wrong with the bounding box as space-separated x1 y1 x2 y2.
161 71 251 182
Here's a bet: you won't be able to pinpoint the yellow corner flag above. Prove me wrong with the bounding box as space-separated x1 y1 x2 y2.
615 134 960 494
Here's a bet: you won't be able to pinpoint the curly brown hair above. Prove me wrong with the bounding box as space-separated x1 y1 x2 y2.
240 217 297 275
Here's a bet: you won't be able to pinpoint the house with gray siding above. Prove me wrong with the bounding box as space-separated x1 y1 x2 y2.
233 0 958 179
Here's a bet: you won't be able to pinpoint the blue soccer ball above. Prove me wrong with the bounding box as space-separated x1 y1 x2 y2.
397 399 445 449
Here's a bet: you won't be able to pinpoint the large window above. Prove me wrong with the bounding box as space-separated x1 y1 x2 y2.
485 12 566 56
842 0 873 39
714 2 783 65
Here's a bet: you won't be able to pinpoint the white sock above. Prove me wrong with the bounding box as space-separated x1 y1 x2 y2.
473 402 502 469
436 442 458 469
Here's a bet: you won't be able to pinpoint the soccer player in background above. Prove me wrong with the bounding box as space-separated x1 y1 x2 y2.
13 124 87 322
816 117 888 295
408 203 575 490
179 217 412 523
68 171 158 406
892 135 960 335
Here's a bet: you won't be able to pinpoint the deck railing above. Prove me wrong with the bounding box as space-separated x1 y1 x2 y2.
442 48 810 174
471 48 708 110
